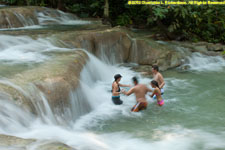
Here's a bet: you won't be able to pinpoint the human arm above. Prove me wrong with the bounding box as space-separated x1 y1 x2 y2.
158 74 165 89
119 83 131 87
150 89 156 98
122 87 134 96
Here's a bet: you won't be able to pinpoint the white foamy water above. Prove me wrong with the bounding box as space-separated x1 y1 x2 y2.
0 7 91 30
0 35 75 64
37 9 91 25
0 51 225 150
185 52 225 72
0 34 225 149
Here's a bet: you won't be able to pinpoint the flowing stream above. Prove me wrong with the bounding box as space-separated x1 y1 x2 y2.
0 6 225 150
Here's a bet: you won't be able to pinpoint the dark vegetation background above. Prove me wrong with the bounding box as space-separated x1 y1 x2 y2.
0 0 225 43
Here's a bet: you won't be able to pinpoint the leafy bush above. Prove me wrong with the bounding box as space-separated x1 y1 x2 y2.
116 14 131 26
1 0 224 43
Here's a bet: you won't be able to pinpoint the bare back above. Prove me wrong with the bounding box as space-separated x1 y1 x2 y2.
132 84 150 102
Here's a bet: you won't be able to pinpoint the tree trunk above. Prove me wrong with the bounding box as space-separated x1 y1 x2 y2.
57 0 66 11
102 0 111 25
103 0 109 18
52 0 57 8
26 0 30 6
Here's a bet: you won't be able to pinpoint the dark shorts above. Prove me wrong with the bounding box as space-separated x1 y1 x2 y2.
112 96 123 105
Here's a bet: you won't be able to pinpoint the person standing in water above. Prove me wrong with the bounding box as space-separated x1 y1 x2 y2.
112 74 131 105
122 77 152 112
150 80 164 106
152 65 165 95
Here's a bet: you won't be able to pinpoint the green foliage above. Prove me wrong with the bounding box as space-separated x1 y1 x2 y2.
1 0 224 43
145 4 225 43
116 14 131 26
39 0 46 6
1 0 17 4
66 1 104 17
152 6 168 20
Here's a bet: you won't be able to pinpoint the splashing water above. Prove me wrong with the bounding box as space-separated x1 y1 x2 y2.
0 7 91 30
184 52 225 72
0 35 76 64
37 9 91 25
0 24 225 149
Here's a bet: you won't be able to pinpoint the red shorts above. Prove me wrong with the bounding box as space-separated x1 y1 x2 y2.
131 102 148 112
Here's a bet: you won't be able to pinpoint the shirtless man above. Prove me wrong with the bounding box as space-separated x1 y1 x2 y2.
122 77 152 112
152 65 165 95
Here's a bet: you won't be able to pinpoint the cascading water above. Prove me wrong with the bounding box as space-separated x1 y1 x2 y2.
0 7 225 150
184 52 225 72
1 35 225 149
37 9 90 25
13 12 36 27
0 35 56 64
0 7 91 30
8 50 225 150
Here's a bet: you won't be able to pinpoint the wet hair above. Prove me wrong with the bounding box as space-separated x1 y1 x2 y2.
114 74 122 81
152 65 159 72
132 76 139 84
151 80 160 88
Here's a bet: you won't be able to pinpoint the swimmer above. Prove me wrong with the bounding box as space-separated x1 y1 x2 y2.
150 80 164 106
112 74 131 105
122 77 152 112
152 65 165 95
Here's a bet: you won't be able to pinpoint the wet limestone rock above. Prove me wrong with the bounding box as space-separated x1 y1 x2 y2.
0 7 42 28
0 134 76 150
55 27 183 70
33 50 89 112
56 28 132 63
0 134 34 149
0 6 79 28
171 41 225 55
0 50 89 114
207 43 225 52
0 82 35 113
128 39 183 71
36 142 76 150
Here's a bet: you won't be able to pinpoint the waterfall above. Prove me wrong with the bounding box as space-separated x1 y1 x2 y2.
0 7 91 30
13 12 36 27
37 9 90 25
130 38 139 63
0 34 76 64
2 5 225 150
0 32 131 134
0 44 138 133
183 52 225 72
